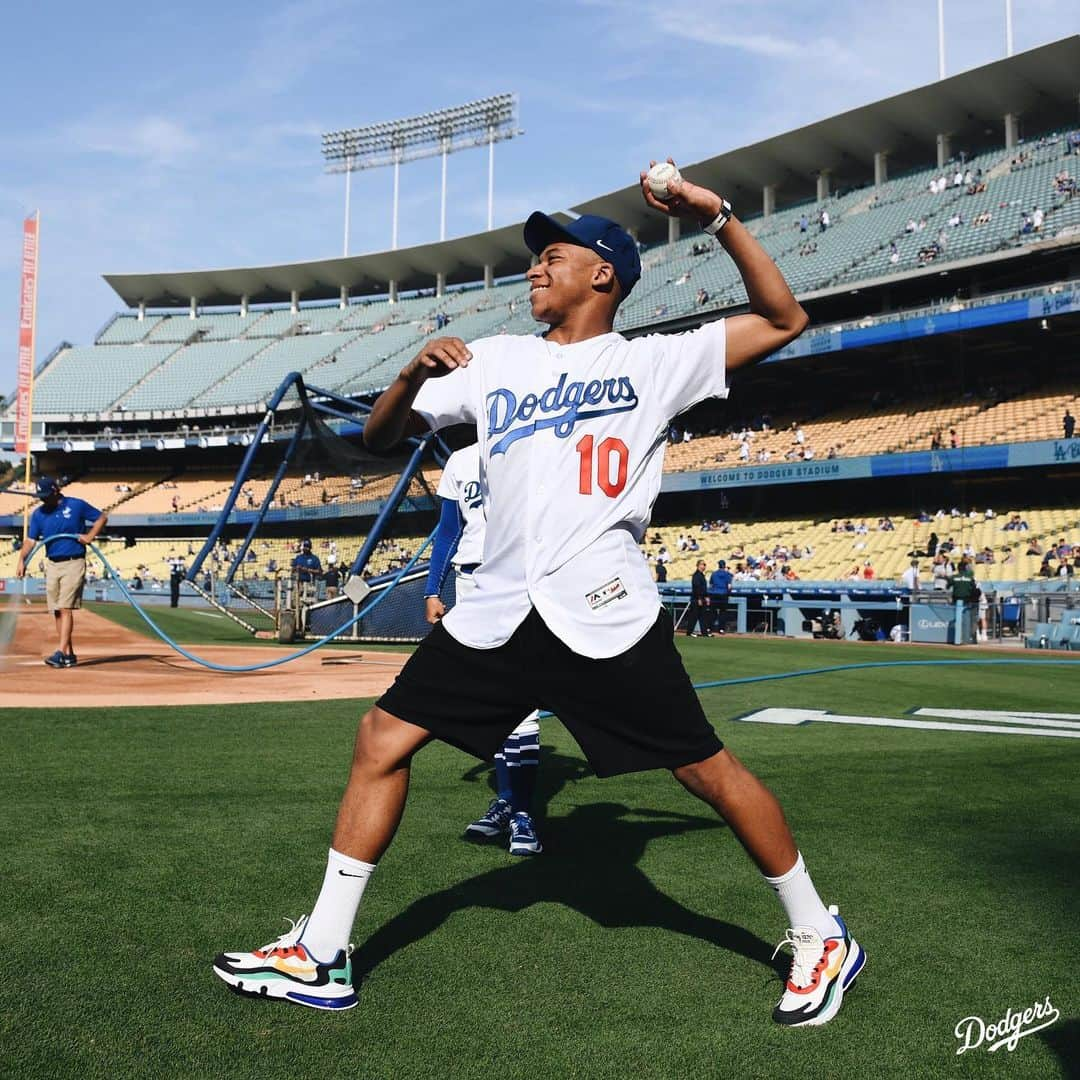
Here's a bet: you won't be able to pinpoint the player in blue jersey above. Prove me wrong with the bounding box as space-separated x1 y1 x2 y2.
16 477 108 668
424 443 542 856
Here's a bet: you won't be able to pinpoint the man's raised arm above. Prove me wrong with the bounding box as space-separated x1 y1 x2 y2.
640 160 809 371
363 336 472 452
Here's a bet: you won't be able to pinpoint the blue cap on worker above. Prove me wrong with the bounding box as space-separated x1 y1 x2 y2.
524 212 641 299
35 476 60 500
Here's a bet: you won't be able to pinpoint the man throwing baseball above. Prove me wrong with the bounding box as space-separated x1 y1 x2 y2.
214 162 864 1027
16 476 108 668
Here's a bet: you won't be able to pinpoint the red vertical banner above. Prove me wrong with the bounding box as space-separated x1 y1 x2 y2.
15 213 40 456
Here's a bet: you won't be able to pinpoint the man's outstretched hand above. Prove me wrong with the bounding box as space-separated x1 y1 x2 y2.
640 159 724 228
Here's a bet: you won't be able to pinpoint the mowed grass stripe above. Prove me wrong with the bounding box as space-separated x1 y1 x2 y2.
2 638 1077 1079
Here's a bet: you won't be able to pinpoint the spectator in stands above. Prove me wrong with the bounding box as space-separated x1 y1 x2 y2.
1032 206 1044 231
927 531 940 557
1064 409 1075 439
696 287 710 307
819 209 830 232
878 516 895 531
862 562 875 580
799 214 808 233
655 560 667 584
1026 537 1043 556
687 560 712 637
905 218 918 233
901 560 919 590
171 495 179 512
949 429 959 449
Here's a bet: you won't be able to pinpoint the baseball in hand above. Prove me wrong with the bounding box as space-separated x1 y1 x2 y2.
647 161 681 200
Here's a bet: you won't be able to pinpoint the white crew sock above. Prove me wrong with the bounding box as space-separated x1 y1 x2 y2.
763 852 841 939
301 848 376 961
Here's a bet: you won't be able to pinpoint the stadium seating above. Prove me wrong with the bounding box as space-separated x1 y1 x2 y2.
17 127 1076 419
641 506 1080 584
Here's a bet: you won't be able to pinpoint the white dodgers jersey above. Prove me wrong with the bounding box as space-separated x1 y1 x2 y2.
413 320 728 658
436 444 486 568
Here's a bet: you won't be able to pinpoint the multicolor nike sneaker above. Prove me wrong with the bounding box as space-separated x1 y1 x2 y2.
44 650 66 668
508 811 543 856
464 797 512 841
771 907 865 1027
212 915 356 1011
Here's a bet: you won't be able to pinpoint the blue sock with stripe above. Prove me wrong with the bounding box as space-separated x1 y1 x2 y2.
493 752 512 804
502 726 540 814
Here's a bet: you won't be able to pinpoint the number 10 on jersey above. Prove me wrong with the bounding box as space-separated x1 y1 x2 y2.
576 434 628 497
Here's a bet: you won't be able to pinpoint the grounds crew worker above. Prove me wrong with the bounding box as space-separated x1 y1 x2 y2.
16 476 108 668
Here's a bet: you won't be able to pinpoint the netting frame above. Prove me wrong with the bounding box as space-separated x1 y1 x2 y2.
188 371 450 636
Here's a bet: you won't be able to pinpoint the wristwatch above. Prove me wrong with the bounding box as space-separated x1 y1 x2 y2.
702 199 733 236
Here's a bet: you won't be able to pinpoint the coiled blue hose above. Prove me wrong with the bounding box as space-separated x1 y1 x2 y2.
22 531 434 673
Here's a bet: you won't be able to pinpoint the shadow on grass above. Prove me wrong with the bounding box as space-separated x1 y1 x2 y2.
1041 1018 1080 1080
354 799 780 988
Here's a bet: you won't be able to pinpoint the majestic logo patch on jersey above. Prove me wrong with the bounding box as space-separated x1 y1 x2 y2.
462 480 483 510
585 576 629 611
487 372 639 456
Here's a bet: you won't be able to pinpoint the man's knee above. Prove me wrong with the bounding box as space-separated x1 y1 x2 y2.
352 707 428 774
673 748 741 796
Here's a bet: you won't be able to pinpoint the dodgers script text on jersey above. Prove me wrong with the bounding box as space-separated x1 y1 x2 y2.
414 323 727 658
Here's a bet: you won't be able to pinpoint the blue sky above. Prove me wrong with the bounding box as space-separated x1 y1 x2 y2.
1 1 1077 397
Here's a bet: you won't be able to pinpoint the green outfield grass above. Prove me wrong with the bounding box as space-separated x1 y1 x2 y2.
3 637 1078 1079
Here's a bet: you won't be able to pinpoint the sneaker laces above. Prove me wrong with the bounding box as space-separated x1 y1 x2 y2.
482 799 508 823
771 928 824 989
258 914 309 954
510 813 533 838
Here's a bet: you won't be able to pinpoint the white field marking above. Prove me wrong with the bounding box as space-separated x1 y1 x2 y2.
190 610 224 619
912 708 1080 730
735 708 1080 739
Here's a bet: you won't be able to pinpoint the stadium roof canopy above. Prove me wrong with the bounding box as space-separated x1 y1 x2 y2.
105 35 1080 310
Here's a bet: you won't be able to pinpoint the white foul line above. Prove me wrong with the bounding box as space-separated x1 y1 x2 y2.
735 708 1080 739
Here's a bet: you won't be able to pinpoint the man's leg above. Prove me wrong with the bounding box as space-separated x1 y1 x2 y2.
213 706 432 1007
56 610 74 654
673 749 864 1026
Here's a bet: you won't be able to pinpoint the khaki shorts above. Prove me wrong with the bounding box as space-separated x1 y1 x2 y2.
46 557 87 610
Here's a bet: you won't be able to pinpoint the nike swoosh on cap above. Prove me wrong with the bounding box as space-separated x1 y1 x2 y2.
596 239 613 251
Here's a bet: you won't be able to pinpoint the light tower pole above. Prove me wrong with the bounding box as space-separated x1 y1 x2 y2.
322 94 522 256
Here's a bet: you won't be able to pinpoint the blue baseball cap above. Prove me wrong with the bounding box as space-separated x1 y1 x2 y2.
35 476 60 500
524 212 641 299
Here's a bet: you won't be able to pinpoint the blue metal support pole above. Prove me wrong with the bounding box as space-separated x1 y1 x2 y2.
187 372 304 581
225 414 310 584
351 431 436 576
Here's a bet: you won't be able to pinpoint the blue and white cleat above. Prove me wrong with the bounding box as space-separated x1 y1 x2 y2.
212 915 357 1011
771 906 864 1027
508 811 543 857
464 797 512 842
44 650 66 668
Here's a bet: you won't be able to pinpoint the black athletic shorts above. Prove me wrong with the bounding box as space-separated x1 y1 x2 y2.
377 607 723 778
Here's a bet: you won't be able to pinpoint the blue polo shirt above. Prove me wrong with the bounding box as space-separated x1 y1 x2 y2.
709 568 733 594
292 551 322 583
29 496 102 559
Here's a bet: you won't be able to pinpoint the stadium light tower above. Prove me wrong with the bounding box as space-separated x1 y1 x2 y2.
322 93 523 255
